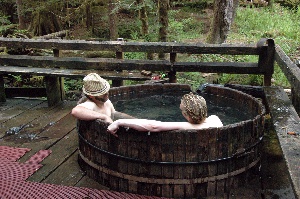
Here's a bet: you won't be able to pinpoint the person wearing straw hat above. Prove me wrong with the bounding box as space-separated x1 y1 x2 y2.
107 92 223 137
71 73 133 123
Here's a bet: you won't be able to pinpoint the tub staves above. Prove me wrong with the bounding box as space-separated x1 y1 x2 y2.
77 84 265 198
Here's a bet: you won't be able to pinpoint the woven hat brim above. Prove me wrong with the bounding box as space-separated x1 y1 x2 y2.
82 81 110 96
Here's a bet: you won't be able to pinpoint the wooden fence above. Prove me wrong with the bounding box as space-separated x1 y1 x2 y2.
274 45 300 114
0 37 297 110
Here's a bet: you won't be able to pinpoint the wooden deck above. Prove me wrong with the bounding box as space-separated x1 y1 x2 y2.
0 96 298 199
0 98 107 189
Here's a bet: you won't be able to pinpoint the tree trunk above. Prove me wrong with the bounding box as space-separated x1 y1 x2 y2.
267 0 273 8
86 1 92 30
29 10 61 36
158 0 169 59
136 0 153 60
109 0 118 40
137 0 149 36
206 0 239 44
16 0 26 29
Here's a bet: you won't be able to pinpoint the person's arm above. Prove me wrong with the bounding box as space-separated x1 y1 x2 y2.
71 105 113 123
107 119 189 137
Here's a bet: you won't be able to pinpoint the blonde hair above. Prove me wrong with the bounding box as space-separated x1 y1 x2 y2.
181 92 207 124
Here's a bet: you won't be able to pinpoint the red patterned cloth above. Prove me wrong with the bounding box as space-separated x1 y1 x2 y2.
0 146 31 161
0 146 168 199
0 179 167 199
0 146 51 181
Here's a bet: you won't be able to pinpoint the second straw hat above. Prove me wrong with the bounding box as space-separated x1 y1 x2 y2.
82 73 110 96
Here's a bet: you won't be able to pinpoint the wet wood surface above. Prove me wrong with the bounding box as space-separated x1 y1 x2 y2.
263 86 300 198
0 98 108 190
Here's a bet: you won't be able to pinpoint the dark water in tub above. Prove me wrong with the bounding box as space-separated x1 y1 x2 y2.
115 93 254 125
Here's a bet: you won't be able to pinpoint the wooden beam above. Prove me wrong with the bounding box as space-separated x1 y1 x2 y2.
173 62 261 73
0 55 171 71
275 45 300 93
0 55 265 74
0 75 6 102
0 37 261 54
0 66 151 80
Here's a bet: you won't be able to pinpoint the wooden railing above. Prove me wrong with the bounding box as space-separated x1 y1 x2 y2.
274 45 300 114
0 37 281 107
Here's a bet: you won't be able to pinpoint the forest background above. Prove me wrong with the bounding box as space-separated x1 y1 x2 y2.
0 0 299 93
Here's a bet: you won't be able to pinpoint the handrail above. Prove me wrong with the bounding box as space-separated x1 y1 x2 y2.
0 37 262 54
274 45 300 93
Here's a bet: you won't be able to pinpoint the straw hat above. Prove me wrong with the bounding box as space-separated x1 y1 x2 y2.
82 73 110 96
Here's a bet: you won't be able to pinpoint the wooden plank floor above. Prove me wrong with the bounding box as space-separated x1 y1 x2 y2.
0 98 108 190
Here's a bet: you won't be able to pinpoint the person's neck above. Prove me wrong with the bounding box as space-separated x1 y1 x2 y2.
188 117 206 124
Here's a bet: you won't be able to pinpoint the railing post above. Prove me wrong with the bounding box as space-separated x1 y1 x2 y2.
169 52 177 83
292 62 300 115
113 38 124 87
257 38 275 86
0 75 6 102
45 48 65 106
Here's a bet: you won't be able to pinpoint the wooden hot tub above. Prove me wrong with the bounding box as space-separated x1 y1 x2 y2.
77 83 265 198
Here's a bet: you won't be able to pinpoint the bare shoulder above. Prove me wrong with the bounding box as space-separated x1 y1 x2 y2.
77 100 97 110
206 115 223 127
105 99 114 106
105 99 115 110
207 115 221 120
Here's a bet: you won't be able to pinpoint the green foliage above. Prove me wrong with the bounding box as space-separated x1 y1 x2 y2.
114 0 156 13
272 63 290 87
229 4 300 54
124 80 145 85
218 74 264 86
225 4 299 87
92 27 110 38
124 52 147 60
64 78 82 92
168 10 203 41
0 15 10 25
176 72 206 91
12 74 22 84
172 0 213 12
118 21 140 39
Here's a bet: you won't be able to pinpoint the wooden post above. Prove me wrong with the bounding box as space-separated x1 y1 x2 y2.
292 63 300 115
0 75 6 102
45 76 62 106
169 52 177 83
45 49 65 106
291 87 300 116
292 61 300 115
257 38 275 86
112 38 124 87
